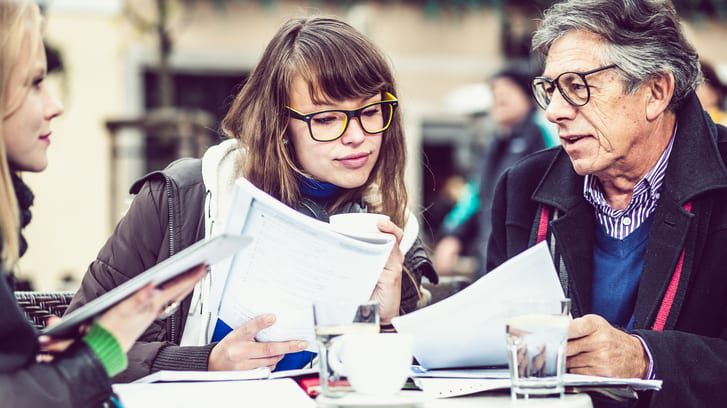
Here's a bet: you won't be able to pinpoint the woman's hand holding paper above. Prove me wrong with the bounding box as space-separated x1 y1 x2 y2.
371 220 404 324
208 314 308 371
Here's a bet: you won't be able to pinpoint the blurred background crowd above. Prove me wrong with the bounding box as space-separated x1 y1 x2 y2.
17 0 727 293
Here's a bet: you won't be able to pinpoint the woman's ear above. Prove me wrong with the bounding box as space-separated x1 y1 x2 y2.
645 72 676 121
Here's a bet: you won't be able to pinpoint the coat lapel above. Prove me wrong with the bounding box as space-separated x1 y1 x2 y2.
633 188 693 329
634 93 727 328
550 201 596 316
532 149 596 316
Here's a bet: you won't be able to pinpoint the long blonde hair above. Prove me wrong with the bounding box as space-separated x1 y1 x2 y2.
0 0 41 270
221 16 408 227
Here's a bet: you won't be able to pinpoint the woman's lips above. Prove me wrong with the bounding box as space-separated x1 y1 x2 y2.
336 153 370 169
39 132 51 144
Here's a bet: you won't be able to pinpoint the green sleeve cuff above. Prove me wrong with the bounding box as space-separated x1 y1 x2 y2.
82 321 128 377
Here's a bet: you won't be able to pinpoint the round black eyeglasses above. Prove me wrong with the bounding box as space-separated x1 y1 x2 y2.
531 64 618 110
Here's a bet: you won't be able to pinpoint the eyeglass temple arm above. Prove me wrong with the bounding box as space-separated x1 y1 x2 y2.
286 106 308 120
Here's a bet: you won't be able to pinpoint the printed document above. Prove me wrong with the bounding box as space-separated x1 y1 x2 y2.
215 178 394 351
392 242 564 368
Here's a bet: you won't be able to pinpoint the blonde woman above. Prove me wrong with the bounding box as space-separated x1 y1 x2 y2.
0 1 205 405
69 16 437 381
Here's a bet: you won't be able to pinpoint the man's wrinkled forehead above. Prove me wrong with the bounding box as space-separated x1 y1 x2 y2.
542 30 608 79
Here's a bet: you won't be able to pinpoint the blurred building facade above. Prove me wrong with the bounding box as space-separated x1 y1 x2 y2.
20 0 727 289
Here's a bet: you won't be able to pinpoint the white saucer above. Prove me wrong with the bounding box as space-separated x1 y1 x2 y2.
316 391 429 407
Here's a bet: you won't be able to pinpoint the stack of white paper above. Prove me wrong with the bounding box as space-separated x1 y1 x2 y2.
214 178 395 351
410 368 662 399
132 367 317 384
392 242 565 368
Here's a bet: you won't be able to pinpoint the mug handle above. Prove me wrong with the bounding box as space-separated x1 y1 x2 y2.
327 336 347 377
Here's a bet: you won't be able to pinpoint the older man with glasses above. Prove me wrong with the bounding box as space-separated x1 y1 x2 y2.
486 0 727 406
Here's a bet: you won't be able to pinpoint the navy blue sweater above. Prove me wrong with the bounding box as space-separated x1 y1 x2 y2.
592 216 654 330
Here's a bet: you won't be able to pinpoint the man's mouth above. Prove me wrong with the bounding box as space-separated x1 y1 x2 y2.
561 134 589 145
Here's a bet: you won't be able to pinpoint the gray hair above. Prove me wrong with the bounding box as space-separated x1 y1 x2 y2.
532 0 701 111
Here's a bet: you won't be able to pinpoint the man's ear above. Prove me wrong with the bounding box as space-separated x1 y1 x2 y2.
645 72 676 121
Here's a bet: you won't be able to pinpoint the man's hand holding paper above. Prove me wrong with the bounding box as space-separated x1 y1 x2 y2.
566 314 649 379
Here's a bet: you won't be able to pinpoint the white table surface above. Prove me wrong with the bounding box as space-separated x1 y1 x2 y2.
316 391 593 407
113 379 593 408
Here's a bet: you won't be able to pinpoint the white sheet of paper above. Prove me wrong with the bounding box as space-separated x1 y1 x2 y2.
132 368 270 384
413 373 662 398
132 367 317 384
410 366 510 379
114 378 315 408
216 178 394 351
392 242 565 368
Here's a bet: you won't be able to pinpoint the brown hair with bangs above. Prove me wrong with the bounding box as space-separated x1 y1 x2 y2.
221 16 408 227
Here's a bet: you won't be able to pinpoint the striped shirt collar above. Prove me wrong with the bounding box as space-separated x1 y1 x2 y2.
583 125 677 239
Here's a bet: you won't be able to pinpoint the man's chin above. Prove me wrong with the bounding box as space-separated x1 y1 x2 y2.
569 158 598 177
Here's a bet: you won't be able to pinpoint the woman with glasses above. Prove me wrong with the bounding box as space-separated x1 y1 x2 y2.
0 1 205 405
68 16 436 381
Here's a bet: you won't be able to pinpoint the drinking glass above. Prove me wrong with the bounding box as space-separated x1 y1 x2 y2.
313 301 379 398
505 298 571 400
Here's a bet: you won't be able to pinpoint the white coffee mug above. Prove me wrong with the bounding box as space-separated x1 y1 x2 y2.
328 333 413 395
329 213 390 236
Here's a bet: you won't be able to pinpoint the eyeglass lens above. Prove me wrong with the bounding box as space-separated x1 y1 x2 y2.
309 102 394 141
533 72 589 109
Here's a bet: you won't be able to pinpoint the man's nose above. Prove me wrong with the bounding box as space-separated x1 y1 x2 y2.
545 87 577 124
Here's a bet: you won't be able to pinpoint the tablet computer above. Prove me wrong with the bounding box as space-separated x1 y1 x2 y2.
43 233 250 338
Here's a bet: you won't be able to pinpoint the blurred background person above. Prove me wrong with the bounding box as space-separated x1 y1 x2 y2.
432 63 550 279
697 60 727 126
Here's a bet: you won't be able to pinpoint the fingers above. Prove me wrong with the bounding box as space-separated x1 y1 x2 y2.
209 336 308 371
247 340 308 359
229 314 277 341
125 284 157 313
45 315 61 326
566 351 593 370
377 220 404 244
568 314 602 340
157 265 208 304
38 334 74 353
566 338 586 357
